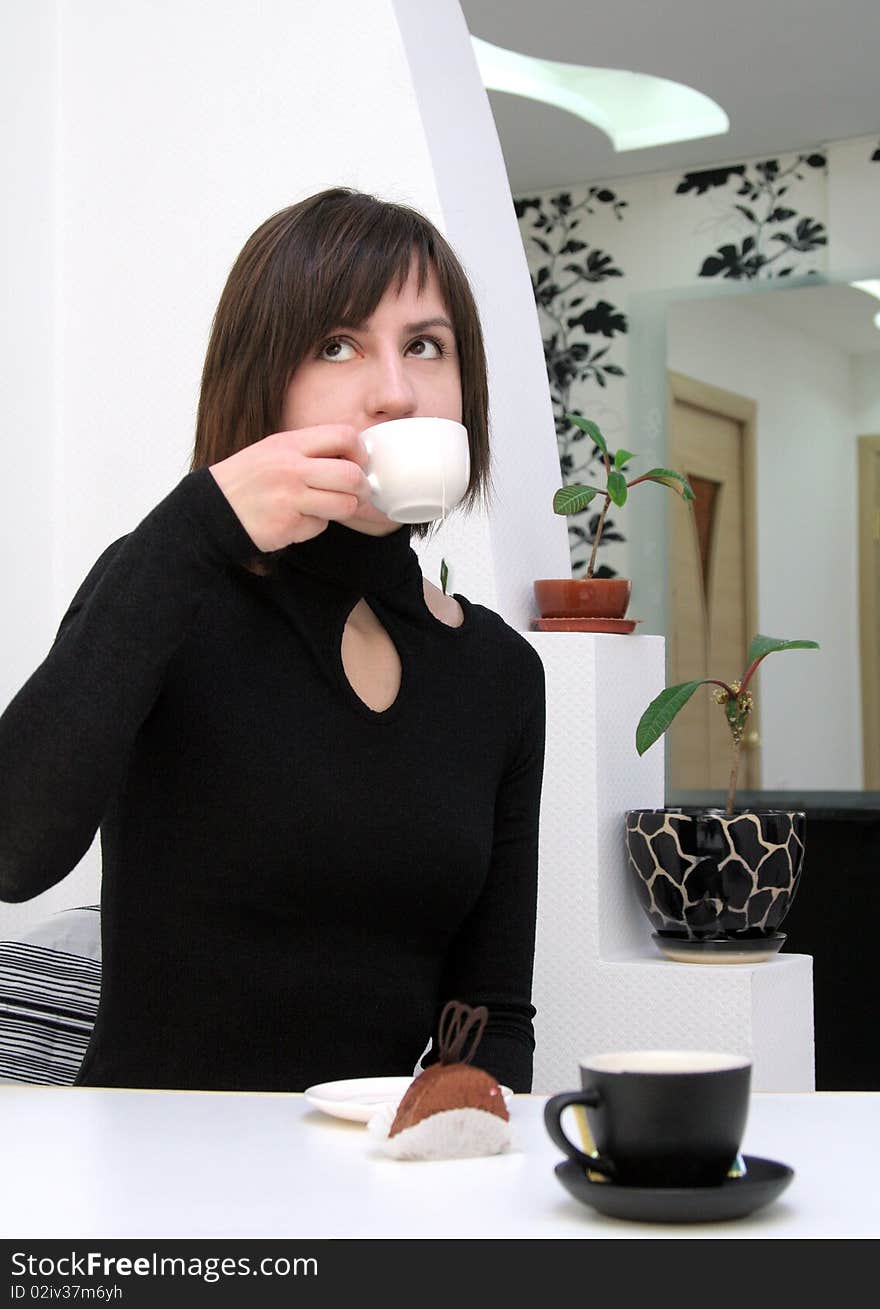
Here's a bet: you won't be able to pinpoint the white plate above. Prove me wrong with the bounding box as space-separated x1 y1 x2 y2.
303 1075 514 1123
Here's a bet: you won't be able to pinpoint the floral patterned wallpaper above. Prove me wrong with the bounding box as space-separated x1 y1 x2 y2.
516 138 880 577
515 187 629 576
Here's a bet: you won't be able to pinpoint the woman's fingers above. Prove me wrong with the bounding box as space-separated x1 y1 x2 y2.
300 455 371 504
295 486 363 522
286 425 368 467
208 423 375 552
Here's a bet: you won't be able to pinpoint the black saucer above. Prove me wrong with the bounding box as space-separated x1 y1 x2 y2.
554 1155 794 1224
652 933 786 963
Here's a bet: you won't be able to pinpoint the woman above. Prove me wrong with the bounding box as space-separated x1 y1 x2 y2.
0 188 546 1093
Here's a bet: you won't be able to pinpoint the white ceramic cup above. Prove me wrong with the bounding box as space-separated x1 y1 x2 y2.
361 417 470 523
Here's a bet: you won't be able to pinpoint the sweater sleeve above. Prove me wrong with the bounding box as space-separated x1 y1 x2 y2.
0 468 259 903
424 639 546 1092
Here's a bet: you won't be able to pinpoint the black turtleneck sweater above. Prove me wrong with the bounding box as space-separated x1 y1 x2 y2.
0 469 545 1092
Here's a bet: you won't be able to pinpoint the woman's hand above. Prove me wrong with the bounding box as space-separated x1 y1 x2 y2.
209 426 371 551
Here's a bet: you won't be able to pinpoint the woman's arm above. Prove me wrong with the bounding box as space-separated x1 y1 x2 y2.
0 423 373 905
0 468 257 903
427 641 547 1092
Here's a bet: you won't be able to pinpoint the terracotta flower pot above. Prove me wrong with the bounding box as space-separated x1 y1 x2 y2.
624 808 806 963
534 577 631 620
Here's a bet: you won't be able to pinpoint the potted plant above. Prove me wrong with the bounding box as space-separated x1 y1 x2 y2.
625 634 819 963
534 414 694 626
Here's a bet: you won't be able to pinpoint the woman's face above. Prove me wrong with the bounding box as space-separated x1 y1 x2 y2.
281 256 463 534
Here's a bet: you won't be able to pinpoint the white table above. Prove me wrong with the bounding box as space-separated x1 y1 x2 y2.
1 1087 877 1239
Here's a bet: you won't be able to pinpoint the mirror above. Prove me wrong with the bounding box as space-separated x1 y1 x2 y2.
627 272 880 799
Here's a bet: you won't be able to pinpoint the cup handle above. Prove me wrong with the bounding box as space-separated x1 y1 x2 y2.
543 1090 617 1178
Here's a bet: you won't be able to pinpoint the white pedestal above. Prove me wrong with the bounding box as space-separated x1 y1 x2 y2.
527 632 815 1093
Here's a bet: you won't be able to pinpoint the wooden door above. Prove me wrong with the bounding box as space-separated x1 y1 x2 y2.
667 373 760 791
858 436 880 789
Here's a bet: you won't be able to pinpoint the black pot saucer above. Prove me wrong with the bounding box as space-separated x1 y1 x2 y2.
652 933 786 964
554 1154 793 1223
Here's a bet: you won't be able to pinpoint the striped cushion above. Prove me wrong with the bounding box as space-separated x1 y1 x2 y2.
0 907 101 1085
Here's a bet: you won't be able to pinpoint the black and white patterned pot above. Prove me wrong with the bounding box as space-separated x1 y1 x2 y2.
624 809 806 940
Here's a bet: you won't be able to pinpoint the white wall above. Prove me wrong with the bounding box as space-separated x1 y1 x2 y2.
854 354 880 432
1 2 56 701
827 136 880 277
1 0 569 938
668 297 861 789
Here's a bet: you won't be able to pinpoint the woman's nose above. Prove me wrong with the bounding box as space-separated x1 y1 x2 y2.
365 353 418 419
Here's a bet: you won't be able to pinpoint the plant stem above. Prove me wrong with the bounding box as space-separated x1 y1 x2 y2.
726 738 742 816
739 657 763 696
586 494 610 578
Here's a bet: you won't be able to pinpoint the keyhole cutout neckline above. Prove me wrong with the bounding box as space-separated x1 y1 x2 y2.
267 517 472 720
340 599 403 713
338 585 469 716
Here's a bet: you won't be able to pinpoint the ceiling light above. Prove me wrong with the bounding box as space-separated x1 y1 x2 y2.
471 36 729 152
849 281 880 331
851 279 880 302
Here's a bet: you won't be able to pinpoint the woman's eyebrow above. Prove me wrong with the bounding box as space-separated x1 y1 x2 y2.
334 315 455 334
403 316 455 334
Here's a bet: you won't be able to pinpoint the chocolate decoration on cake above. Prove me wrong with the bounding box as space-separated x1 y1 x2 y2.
389 1000 510 1136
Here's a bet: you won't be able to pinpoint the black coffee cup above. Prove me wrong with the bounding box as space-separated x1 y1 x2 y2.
544 1050 751 1188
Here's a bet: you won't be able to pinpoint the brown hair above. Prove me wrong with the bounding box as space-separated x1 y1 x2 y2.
191 187 490 540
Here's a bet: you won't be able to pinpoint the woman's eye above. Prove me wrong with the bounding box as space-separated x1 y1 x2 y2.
317 334 448 362
318 338 356 362
407 336 446 358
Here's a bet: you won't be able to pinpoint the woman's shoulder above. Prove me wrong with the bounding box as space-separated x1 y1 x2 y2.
68 535 130 603
456 595 545 680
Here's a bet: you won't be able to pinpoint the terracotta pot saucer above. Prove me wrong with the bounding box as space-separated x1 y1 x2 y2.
531 616 641 633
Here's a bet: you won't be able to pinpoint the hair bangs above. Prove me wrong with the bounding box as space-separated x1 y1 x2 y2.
303 218 434 352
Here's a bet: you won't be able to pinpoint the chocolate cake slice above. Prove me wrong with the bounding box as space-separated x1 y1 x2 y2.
389 1001 509 1136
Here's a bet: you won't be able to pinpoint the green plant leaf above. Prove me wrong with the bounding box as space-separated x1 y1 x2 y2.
565 414 608 457
440 558 449 596
614 448 636 469
607 469 628 508
746 634 820 666
636 681 710 755
553 484 601 515
641 468 696 501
